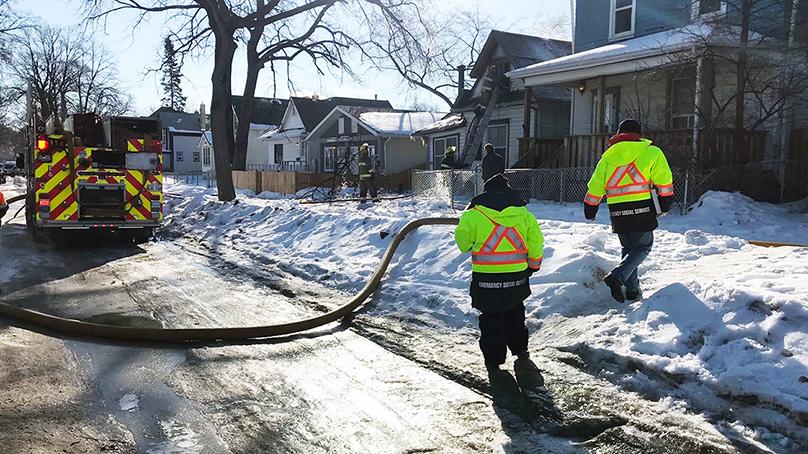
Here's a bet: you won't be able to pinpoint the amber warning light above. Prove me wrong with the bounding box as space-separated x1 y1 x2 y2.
36 137 50 152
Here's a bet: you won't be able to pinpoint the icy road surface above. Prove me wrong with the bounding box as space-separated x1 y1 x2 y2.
0 176 806 453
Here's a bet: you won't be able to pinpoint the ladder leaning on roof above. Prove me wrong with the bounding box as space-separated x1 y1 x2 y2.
459 73 505 169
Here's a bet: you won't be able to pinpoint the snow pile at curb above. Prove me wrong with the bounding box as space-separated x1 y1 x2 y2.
163 182 808 436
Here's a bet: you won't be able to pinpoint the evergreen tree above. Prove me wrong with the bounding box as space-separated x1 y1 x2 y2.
160 36 186 112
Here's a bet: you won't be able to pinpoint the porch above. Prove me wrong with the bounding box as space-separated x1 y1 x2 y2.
516 128 768 169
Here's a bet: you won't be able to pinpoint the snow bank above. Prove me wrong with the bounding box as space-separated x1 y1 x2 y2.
164 182 808 432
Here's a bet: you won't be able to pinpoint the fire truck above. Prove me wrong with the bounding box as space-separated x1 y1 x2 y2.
25 112 164 243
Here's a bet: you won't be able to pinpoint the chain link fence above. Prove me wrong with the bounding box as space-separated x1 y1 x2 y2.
413 160 808 213
166 172 216 188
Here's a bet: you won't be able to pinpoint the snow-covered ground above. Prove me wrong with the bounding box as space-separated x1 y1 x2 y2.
164 182 808 447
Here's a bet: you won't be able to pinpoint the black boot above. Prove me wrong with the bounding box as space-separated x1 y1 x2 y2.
604 274 625 303
514 352 544 390
625 289 643 302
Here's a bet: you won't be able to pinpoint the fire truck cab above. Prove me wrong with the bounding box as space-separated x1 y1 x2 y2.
25 113 164 243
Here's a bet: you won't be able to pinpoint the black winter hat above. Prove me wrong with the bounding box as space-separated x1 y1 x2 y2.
484 173 510 192
617 119 642 134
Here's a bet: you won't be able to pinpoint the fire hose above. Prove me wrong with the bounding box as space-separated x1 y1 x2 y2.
0 197 460 343
2 191 805 343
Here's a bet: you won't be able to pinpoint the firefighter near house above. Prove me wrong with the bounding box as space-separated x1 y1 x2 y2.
24 112 164 242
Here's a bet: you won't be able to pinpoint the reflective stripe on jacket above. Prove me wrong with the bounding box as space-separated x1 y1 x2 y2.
358 158 373 180
455 204 544 274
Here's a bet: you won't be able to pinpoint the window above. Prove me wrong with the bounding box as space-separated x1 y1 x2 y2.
610 0 635 39
670 66 697 129
432 135 459 169
338 118 345 135
274 144 283 165
486 123 509 165
324 146 337 171
192 151 200 162
693 0 725 18
351 119 359 134
202 146 211 166
176 151 184 162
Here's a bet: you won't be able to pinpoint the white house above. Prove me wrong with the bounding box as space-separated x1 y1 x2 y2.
259 96 393 171
305 106 444 174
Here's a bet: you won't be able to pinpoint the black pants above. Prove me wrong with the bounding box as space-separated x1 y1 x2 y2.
478 302 529 367
359 178 378 202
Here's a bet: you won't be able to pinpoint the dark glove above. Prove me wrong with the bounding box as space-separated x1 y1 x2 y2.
584 203 599 221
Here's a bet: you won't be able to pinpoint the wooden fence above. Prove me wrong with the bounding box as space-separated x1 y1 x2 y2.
232 167 418 195
517 128 768 169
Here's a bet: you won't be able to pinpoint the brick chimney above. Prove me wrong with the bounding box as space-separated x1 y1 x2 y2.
199 103 207 130
457 65 467 102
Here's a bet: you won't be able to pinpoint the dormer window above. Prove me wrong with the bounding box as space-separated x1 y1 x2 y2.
693 0 726 19
610 0 636 39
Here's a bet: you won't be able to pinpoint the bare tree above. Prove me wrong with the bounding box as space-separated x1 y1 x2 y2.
86 0 421 199
4 26 131 125
659 1 808 131
358 8 491 108
233 0 419 170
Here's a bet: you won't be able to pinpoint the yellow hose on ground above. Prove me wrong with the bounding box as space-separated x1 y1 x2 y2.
0 217 460 343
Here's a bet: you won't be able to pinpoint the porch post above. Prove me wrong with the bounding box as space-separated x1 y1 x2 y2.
523 86 533 138
597 76 607 134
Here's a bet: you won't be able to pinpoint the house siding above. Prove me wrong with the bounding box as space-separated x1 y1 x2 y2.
574 0 788 54
171 133 205 174
384 138 428 174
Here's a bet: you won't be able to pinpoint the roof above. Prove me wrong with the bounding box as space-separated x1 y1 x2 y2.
149 108 207 131
470 30 571 79
453 87 570 110
292 97 393 131
412 114 466 136
508 23 756 84
358 111 446 137
231 96 289 126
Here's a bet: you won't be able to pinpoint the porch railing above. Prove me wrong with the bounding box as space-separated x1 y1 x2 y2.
518 128 768 170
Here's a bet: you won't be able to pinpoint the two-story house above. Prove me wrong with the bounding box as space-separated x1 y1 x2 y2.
509 0 808 169
234 96 289 169
149 106 209 174
413 30 572 170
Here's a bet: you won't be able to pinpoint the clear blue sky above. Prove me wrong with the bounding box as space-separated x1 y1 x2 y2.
20 0 572 115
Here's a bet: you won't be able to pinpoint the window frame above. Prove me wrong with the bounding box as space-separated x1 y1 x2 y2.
273 143 284 165
485 122 510 166
192 151 200 163
692 0 726 20
609 0 636 40
323 146 337 172
669 65 698 130
338 117 345 135
176 151 184 162
202 145 211 166
431 134 459 170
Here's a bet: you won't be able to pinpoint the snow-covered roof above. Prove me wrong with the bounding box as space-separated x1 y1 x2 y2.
168 126 205 135
412 114 466 136
508 23 757 85
259 127 305 141
202 131 212 144
358 111 445 137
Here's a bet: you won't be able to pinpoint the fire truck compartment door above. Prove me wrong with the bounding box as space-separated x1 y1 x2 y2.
126 152 159 171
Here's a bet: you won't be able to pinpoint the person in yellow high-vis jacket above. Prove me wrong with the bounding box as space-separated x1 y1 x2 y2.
455 173 545 380
584 119 674 303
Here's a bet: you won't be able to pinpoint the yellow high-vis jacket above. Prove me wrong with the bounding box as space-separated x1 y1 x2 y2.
584 137 674 233
455 205 544 274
